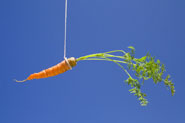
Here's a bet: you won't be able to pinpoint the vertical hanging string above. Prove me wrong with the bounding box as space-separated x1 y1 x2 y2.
63 0 72 69
64 0 68 58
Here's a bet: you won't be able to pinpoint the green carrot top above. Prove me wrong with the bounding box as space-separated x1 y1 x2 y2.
76 46 175 106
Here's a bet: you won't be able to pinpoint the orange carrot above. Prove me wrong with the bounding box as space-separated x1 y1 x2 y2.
15 57 77 82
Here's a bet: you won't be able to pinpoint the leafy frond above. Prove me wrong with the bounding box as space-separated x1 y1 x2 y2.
76 46 175 106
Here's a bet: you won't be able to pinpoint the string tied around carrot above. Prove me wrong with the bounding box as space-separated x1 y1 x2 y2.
64 57 72 70
15 46 175 106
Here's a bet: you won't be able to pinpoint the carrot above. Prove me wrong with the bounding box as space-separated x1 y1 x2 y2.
15 47 175 106
15 57 77 82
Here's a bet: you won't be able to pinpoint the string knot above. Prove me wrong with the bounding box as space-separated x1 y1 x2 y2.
64 57 72 70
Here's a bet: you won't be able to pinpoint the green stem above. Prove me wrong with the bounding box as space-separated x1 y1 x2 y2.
76 50 127 62
76 53 104 61
76 50 131 77
79 58 128 64
104 50 126 54
104 54 125 59
103 57 132 78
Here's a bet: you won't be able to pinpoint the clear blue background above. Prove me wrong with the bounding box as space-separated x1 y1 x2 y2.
1 0 185 122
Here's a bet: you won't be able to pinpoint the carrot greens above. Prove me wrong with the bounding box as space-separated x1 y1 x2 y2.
76 46 175 106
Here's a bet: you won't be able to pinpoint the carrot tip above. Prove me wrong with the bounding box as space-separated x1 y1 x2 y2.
14 79 27 82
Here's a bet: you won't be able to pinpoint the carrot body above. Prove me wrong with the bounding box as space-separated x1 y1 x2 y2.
16 57 77 82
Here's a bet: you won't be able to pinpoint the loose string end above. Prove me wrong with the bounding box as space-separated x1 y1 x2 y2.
14 79 27 82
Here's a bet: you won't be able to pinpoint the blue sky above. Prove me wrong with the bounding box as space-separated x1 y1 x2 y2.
1 0 185 122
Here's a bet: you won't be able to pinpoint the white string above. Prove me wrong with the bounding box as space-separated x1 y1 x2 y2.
64 57 72 70
63 0 72 69
64 0 68 58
